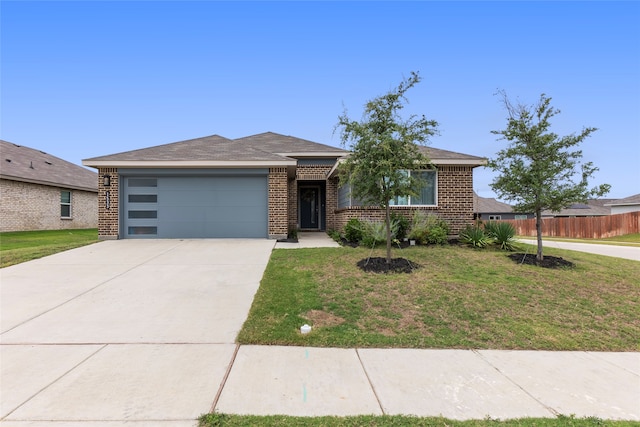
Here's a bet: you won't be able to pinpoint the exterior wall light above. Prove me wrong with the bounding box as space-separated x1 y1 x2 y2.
103 174 111 187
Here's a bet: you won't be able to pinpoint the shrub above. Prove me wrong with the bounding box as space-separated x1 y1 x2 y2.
390 212 410 240
459 225 490 248
344 218 363 243
361 220 387 247
408 211 450 245
327 229 341 243
484 221 516 251
424 225 448 245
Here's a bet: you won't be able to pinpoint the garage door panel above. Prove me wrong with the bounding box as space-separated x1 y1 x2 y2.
203 221 265 238
157 220 205 238
162 206 207 221
123 175 267 238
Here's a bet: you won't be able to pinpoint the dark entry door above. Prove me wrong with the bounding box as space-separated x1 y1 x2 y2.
300 187 319 229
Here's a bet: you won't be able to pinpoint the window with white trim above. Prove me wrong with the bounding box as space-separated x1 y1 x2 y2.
61 191 71 218
389 170 437 206
338 170 437 208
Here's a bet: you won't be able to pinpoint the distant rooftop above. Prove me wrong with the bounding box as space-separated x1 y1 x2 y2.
0 140 97 192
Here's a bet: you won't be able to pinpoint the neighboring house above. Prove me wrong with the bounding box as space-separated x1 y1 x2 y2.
0 140 98 232
605 194 640 214
541 199 613 218
82 132 486 240
473 193 533 221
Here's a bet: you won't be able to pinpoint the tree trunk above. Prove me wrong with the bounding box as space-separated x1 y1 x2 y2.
385 204 392 264
535 208 544 262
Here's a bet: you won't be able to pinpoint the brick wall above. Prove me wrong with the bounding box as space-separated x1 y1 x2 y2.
330 165 475 235
0 178 97 232
97 168 119 239
268 167 288 239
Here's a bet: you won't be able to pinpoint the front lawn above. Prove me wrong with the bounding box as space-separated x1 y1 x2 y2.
0 229 99 268
238 244 640 351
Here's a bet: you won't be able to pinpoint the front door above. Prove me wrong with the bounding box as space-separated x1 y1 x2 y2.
300 187 320 229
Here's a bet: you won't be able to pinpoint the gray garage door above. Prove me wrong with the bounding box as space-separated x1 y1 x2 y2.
123 174 268 238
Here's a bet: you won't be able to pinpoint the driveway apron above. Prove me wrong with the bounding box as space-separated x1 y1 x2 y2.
0 239 275 425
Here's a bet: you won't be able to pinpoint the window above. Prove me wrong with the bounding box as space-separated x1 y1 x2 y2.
128 194 158 203
514 215 528 220
389 170 436 206
489 215 502 220
338 169 437 208
61 191 71 218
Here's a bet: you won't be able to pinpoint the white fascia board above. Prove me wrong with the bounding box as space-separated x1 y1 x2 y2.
82 160 297 168
430 159 488 166
604 202 640 207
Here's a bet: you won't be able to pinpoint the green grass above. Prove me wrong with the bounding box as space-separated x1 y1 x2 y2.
238 244 640 351
0 229 99 268
198 413 639 426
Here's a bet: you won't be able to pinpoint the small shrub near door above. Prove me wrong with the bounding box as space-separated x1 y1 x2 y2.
344 218 364 243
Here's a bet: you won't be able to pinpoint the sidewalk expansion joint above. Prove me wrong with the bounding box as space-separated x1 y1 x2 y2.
1 344 108 421
471 350 559 417
355 348 385 415
210 343 240 413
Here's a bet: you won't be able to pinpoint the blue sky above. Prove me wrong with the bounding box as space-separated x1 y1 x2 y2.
2 1 638 200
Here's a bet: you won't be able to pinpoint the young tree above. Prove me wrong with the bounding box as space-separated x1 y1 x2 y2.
335 72 439 264
488 91 610 262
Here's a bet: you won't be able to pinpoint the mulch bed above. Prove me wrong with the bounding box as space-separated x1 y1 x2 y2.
508 253 575 269
357 257 421 274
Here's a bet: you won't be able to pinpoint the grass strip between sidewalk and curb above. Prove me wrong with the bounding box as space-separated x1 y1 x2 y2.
198 413 639 426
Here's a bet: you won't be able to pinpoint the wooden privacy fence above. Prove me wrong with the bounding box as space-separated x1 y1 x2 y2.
501 211 640 239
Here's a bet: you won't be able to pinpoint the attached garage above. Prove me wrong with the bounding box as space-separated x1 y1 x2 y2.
121 169 268 238
83 132 350 240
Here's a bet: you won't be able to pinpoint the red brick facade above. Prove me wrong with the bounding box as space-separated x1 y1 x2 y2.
97 168 119 239
331 165 475 235
94 164 476 239
268 167 288 239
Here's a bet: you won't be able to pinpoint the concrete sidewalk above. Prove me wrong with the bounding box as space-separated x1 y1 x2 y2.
275 231 341 249
215 346 640 421
2 236 639 425
518 238 640 261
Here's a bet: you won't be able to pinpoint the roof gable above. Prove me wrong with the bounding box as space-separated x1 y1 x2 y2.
234 132 347 156
0 140 97 192
419 146 486 165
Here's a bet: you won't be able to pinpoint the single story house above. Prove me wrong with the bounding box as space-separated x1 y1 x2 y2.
605 194 640 214
82 132 486 240
0 140 98 232
541 199 613 218
473 193 533 221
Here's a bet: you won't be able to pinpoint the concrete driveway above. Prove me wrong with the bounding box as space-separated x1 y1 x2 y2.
1 239 275 426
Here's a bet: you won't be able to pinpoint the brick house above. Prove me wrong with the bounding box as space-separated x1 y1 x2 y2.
0 140 98 232
82 132 486 240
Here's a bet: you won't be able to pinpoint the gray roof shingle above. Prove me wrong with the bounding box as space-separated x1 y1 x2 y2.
84 132 347 164
234 132 347 155
83 131 485 167
606 193 640 206
1 140 97 192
